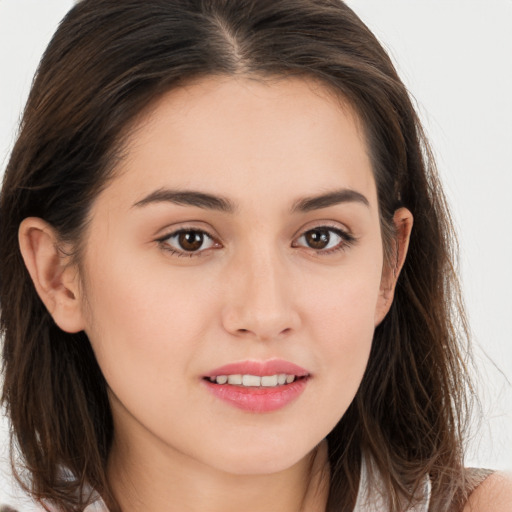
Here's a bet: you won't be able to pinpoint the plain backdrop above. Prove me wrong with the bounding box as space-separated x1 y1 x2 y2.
0 0 511 507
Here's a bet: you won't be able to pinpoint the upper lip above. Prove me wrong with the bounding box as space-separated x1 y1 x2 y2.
204 359 310 378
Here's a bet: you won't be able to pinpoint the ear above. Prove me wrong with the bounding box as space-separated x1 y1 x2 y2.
18 217 85 333
374 208 413 326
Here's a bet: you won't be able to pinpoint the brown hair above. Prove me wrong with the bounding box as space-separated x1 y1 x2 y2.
0 0 472 510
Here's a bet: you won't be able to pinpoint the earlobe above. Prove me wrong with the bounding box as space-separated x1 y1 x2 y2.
18 217 85 333
374 208 413 326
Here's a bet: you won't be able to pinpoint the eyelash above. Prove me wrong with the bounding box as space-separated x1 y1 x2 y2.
156 225 356 258
156 228 219 258
292 226 356 255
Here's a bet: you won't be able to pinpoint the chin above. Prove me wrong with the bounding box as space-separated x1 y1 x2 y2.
204 436 316 476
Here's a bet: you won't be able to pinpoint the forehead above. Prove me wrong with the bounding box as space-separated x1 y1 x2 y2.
97 75 377 214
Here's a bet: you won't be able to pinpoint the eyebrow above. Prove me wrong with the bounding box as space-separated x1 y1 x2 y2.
132 188 235 212
132 187 369 213
291 189 369 212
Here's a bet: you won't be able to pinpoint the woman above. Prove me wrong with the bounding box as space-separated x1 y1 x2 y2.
0 0 510 511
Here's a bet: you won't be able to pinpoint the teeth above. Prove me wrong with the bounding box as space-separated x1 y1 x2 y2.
242 374 261 386
261 375 278 387
227 374 242 385
209 373 299 387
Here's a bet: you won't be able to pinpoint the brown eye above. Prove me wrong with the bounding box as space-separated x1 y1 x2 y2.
178 230 205 251
294 226 352 253
304 229 331 249
161 229 216 254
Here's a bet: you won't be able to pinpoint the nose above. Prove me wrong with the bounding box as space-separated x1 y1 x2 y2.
221 248 301 341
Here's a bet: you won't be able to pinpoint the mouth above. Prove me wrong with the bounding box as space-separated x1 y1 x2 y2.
202 360 310 412
204 373 308 387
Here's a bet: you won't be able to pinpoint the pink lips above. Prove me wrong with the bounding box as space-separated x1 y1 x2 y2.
204 360 309 379
202 359 310 413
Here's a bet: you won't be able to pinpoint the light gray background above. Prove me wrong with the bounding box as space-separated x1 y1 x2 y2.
1 0 511 507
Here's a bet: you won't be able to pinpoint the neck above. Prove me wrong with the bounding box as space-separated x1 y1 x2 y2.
107 434 329 512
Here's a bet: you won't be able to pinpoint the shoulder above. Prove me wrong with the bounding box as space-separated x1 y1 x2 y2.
462 471 512 512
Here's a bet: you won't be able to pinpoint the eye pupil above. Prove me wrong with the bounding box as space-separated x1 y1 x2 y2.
306 229 330 249
178 231 204 251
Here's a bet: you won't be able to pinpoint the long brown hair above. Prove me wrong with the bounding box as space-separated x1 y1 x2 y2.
1 1 472 510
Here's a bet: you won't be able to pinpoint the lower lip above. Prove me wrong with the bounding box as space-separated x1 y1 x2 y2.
203 378 309 413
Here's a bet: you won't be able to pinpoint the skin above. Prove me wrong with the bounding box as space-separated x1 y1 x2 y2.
20 76 415 511
462 472 512 512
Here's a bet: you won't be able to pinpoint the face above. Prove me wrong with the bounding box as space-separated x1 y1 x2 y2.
76 76 391 475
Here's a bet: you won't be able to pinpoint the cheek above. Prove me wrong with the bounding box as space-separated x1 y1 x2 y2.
80 248 217 389
305 253 382 340
301 260 381 410
317 289 376 366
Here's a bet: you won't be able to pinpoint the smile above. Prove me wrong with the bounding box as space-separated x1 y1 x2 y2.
206 373 299 387
203 360 310 412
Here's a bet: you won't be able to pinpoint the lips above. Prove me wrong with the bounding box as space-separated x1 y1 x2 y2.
202 359 310 413
203 359 310 379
